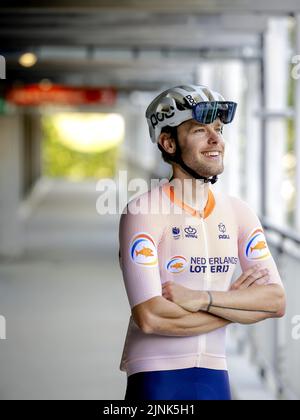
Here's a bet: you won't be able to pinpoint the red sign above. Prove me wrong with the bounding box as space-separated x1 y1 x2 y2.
6 85 117 106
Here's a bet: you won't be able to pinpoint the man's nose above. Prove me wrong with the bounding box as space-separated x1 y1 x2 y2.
207 128 222 143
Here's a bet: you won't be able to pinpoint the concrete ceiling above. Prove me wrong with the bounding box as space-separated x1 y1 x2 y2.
0 1 295 90
1 0 300 13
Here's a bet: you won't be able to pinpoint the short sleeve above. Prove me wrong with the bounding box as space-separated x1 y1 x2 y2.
231 197 283 287
119 201 164 309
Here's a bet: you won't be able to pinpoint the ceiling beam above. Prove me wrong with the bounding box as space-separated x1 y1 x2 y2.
0 0 299 14
0 13 268 33
5 53 259 73
0 27 259 49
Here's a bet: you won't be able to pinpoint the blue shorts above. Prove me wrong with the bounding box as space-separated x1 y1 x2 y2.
125 367 231 401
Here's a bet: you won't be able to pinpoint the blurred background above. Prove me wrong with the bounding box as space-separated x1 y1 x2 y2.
0 0 300 400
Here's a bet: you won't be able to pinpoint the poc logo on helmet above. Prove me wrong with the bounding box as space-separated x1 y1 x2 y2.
150 106 175 129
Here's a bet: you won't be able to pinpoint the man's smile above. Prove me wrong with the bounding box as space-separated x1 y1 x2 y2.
200 150 223 161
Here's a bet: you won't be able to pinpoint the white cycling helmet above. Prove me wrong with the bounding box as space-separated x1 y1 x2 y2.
145 84 236 144
145 84 237 184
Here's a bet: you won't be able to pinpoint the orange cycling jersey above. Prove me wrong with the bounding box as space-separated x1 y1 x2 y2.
119 181 282 377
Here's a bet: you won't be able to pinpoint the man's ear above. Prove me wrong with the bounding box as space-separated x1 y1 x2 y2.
158 132 176 154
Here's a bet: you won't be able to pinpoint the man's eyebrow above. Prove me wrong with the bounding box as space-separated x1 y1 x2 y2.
189 121 205 129
189 121 223 129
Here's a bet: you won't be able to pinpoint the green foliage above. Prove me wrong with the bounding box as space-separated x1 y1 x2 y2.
42 115 120 180
0 97 6 115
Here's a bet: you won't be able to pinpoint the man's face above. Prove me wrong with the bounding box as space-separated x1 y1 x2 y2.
176 118 225 177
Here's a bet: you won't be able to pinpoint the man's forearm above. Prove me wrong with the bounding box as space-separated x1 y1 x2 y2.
147 298 231 337
205 285 285 324
152 311 230 337
206 305 272 324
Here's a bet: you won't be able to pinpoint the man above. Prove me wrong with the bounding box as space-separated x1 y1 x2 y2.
118 85 286 400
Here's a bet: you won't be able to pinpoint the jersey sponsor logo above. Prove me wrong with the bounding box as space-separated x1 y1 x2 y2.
166 256 188 274
184 226 198 239
130 233 158 266
190 256 238 273
218 222 230 239
172 227 181 240
245 228 271 261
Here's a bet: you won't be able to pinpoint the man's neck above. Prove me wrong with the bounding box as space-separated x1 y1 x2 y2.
169 169 210 212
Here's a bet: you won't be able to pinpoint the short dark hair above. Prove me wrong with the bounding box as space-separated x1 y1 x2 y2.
157 126 178 164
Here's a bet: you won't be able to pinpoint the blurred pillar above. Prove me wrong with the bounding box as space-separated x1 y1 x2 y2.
264 18 289 224
121 108 140 180
220 61 244 198
134 104 170 180
296 15 300 230
121 94 169 184
263 18 289 395
244 61 262 212
197 61 243 197
23 114 42 198
0 114 23 257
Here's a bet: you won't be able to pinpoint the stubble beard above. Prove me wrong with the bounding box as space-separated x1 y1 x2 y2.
186 154 224 178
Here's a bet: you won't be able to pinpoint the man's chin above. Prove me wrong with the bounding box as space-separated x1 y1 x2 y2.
203 166 224 178
215 166 224 176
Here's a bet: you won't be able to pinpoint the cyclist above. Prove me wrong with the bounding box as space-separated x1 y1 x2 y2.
119 85 286 400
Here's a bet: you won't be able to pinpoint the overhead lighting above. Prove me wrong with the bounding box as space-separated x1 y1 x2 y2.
19 52 37 68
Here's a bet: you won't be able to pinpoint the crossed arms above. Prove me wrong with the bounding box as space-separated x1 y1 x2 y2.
132 265 286 337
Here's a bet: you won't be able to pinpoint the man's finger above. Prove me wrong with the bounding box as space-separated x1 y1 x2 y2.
231 267 269 290
234 265 269 289
162 281 174 291
239 270 269 290
239 270 269 289
250 275 270 287
232 264 261 288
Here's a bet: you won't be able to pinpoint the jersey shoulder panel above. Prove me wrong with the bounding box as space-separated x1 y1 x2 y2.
212 190 233 206
119 184 167 250
211 191 238 219
229 196 261 231
118 185 166 309
229 195 256 213
229 196 283 286
122 183 168 215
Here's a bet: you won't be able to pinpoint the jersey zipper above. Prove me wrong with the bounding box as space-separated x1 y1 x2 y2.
196 215 211 367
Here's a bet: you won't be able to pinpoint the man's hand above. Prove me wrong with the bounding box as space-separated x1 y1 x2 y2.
230 264 270 291
162 264 270 313
162 282 204 312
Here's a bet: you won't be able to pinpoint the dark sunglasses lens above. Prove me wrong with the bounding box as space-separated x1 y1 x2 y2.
193 103 215 124
193 102 237 124
218 102 237 124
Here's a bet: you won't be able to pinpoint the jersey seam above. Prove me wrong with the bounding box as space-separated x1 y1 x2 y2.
122 352 226 364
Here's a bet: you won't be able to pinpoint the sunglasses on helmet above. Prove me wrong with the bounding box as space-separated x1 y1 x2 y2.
192 101 237 125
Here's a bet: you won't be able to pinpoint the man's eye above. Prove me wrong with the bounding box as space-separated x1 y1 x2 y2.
194 128 206 133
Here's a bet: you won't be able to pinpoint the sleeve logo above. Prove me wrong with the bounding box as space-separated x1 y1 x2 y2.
245 228 271 261
166 256 187 273
130 233 158 266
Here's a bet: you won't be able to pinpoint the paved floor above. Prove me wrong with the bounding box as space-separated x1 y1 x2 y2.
0 178 129 400
0 177 275 400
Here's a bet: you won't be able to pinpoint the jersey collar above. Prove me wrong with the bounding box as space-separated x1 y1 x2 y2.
162 182 215 219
